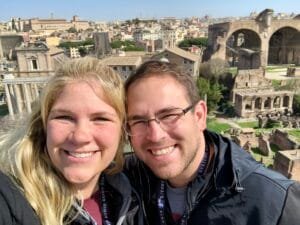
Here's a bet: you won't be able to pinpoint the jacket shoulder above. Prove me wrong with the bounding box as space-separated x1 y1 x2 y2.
277 181 300 225
0 172 40 225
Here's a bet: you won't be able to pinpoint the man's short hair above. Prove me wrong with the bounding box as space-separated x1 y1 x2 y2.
125 60 200 104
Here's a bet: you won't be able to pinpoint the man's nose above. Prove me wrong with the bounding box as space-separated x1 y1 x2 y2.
146 119 166 141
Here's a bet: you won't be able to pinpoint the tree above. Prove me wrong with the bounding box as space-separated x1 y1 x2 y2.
200 58 229 82
110 40 144 51
178 37 208 48
197 77 223 113
293 94 300 114
110 40 123 49
67 27 77 33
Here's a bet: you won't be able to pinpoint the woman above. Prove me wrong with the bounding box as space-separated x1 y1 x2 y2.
0 57 142 225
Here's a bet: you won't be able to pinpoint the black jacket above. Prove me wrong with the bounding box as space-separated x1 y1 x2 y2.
124 130 300 225
0 171 40 225
69 173 144 225
0 171 143 225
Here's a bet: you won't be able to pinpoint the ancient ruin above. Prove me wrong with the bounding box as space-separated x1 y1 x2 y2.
204 9 300 67
274 149 300 181
231 68 293 118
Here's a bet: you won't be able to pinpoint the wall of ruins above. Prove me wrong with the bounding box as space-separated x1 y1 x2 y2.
232 69 293 118
205 11 300 67
270 129 299 150
274 150 300 181
235 92 293 118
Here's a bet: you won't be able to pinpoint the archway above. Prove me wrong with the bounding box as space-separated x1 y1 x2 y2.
268 27 300 65
226 29 261 66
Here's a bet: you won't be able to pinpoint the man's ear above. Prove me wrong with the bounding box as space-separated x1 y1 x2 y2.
193 100 207 131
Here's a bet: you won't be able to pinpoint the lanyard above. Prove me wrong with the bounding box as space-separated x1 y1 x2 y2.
100 175 113 225
157 147 209 225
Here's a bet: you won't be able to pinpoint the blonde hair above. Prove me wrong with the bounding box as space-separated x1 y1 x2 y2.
0 57 125 225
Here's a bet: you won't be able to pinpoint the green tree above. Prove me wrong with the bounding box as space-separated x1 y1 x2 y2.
197 77 223 113
178 37 208 48
293 94 300 114
110 40 144 51
67 27 77 33
110 40 123 49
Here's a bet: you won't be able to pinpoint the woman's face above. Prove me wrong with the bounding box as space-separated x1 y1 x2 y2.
46 81 122 197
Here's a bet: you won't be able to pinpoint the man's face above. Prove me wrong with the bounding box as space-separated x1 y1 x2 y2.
126 75 207 187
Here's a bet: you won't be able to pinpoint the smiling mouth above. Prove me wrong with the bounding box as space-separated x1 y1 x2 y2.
64 150 99 158
150 146 175 156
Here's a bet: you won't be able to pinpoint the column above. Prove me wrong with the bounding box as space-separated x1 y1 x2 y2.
261 98 264 111
270 97 274 109
289 95 293 109
22 83 31 113
33 83 39 98
13 84 23 114
260 34 269 67
280 96 283 108
4 83 14 117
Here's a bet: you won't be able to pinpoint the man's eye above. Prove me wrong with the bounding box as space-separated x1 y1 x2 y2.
159 113 179 121
130 120 147 126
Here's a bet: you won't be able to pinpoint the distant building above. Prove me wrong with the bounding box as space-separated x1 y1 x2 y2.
15 42 66 77
100 53 143 79
24 16 90 32
151 46 201 77
69 47 81 58
93 32 111 58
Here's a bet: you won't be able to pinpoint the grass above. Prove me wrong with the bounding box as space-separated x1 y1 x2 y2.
250 143 279 168
227 67 238 76
287 129 300 142
271 80 282 89
265 65 294 71
207 118 231 134
237 121 258 128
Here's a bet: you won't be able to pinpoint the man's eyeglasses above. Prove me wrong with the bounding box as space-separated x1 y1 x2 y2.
125 104 195 137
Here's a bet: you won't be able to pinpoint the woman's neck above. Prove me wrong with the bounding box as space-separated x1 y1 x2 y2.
75 177 100 199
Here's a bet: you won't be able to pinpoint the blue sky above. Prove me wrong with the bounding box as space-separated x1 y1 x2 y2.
0 0 299 22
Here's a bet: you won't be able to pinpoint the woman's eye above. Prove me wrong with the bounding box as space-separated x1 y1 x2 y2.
93 117 111 122
54 115 73 121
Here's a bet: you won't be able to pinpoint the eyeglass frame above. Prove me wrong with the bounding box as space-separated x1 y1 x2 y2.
125 103 196 137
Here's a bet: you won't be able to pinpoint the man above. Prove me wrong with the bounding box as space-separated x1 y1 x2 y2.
124 60 300 225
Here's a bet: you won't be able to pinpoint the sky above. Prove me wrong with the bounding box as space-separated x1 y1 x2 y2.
0 0 299 22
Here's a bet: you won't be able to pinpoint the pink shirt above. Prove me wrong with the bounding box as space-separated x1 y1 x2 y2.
83 190 102 225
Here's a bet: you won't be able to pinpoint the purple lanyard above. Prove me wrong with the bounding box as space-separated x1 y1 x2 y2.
157 147 209 225
100 175 113 225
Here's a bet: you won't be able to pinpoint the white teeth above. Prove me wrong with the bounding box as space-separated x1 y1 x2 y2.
67 151 94 158
151 146 174 156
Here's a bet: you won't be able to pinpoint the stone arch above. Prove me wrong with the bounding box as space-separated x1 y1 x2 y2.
255 97 262 109
226 29 261 66
268 27 300 64
283 96 290 107
264 97 271 109
273 96 281 108
245 103 251 110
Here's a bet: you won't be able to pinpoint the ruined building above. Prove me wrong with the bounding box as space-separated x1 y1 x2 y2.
232 68 293 118
204 9 300 67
